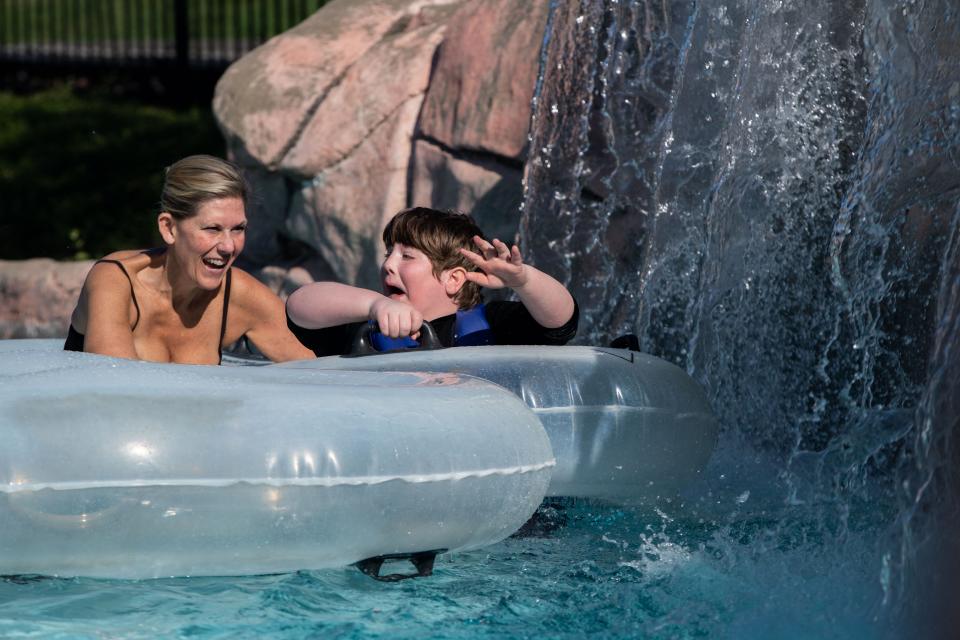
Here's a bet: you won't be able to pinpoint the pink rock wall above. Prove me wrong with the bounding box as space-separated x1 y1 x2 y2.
213 0 549 289
0 259 91 339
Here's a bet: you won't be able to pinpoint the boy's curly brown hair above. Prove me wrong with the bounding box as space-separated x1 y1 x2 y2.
382 207 486 309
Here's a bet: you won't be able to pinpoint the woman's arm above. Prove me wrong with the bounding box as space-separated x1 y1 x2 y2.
81 261 140 359
231 270 315 362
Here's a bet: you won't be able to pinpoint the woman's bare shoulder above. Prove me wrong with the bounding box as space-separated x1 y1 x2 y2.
229 267 283 306
81 250 158 293
99 248 163 267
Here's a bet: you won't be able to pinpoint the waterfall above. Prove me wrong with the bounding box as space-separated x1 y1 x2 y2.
522 0 960 633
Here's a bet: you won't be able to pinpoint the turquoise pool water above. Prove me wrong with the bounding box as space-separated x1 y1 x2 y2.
0 455 894 639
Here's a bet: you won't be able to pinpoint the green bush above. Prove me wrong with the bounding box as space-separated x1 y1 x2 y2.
0 85 224 260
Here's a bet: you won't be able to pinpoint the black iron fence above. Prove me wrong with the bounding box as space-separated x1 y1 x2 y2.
0 0 324 69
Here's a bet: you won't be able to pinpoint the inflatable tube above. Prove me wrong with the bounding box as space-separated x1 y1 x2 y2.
0 340 553 579
282 346 718 503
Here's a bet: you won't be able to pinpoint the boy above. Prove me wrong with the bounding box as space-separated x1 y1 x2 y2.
286 207 578 356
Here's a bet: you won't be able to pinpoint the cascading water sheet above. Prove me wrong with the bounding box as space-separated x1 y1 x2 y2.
522 0 960 635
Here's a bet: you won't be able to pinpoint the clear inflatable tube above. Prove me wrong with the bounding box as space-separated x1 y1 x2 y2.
283 346 719 503
0 340 554 579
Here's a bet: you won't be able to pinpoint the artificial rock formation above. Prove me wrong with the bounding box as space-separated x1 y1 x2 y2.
0 259 91 339
213 0 549 289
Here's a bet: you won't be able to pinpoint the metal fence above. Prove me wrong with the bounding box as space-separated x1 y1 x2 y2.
0 0 323 69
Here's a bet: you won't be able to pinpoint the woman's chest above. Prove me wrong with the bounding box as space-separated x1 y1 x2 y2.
133 303 224 365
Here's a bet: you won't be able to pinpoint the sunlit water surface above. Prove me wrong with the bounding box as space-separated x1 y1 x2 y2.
0 484 890 639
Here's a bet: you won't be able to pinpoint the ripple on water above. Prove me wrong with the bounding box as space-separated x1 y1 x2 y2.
0 500 889 639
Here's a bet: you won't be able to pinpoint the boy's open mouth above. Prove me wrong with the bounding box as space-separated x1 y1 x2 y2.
384 284 405 297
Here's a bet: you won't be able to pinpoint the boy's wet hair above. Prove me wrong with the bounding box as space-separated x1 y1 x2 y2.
382 207 486 309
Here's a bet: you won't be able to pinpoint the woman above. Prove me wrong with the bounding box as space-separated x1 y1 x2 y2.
64 155 312 364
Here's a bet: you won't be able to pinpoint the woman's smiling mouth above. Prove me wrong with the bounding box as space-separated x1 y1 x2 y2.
203 256 228 271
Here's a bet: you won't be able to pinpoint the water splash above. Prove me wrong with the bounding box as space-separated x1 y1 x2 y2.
522 0 960 633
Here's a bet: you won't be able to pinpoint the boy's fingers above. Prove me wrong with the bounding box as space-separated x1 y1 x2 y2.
463 271 489 285
510 245 523 264
471 235 491 255
381 313 395 337
459 247 486 265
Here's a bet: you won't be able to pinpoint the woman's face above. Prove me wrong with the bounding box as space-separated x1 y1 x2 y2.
162 196 247 290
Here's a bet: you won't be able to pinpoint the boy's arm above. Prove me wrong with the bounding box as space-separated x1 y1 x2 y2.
286 282 423 338
460 237 575 329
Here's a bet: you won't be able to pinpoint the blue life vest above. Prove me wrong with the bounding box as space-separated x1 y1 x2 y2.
452 304 494 346
370 304 494 351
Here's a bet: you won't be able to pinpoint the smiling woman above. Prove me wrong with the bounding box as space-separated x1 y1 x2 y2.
63 155 313 364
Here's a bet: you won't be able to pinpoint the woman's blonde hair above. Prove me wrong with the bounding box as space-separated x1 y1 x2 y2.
160 155 248 219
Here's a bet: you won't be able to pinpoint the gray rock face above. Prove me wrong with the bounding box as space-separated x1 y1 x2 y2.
213 0 549 288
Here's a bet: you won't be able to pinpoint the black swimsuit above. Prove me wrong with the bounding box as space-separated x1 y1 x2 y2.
64 260 233 364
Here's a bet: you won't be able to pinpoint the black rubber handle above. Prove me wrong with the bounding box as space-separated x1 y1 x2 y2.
353 549 445 581
346 320 443 357
609 334 640 352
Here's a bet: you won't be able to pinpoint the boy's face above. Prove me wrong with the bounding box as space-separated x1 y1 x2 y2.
381 243 458 319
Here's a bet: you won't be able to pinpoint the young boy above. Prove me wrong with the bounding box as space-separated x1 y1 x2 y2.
286 207 578 356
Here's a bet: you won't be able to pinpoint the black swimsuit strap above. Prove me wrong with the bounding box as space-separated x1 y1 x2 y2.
218 268 232 364
95 259 141 330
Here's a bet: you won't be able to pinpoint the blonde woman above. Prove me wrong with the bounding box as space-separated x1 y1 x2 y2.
65 155 312 364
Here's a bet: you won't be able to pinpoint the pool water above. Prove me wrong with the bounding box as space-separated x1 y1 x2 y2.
0 460 894 639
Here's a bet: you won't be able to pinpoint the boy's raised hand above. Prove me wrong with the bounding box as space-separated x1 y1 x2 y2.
459 236 529 290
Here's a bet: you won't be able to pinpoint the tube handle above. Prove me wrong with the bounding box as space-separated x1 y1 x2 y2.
346 320 443 357
353 549 445 581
